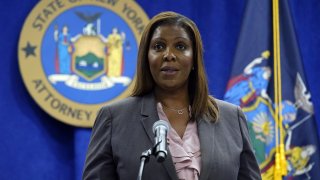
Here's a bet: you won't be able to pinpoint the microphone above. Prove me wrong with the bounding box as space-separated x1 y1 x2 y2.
152 120 170 162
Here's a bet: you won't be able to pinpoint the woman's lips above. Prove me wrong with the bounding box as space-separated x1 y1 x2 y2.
160 66 179 75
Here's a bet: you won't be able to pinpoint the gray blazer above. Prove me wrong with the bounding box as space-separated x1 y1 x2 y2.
83 93 261 180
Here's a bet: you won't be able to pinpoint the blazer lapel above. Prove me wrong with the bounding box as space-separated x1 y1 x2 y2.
139 93 178 180
198 118 215 180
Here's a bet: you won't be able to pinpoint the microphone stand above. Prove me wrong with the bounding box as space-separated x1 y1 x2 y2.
138 120 169 180
137 148 152 180
137 141 163 180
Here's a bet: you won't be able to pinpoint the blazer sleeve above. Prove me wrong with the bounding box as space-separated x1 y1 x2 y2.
82 106 118 180
237 106 262 180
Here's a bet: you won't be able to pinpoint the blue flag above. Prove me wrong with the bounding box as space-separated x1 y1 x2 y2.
223 0 320 179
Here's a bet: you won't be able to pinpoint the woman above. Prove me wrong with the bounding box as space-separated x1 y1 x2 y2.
83 11 261 180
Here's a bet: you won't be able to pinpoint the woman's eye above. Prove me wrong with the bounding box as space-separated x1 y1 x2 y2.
176 44 186 50
153 43 165 50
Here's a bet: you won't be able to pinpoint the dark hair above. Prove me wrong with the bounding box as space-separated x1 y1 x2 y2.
131 11 219 122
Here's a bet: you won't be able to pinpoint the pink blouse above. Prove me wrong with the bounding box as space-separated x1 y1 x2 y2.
157 103 201 180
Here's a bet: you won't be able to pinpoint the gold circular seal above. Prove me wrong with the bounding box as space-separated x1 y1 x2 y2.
18 0 149 127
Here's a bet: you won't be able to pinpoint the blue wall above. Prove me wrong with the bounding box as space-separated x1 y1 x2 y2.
0 0 319 179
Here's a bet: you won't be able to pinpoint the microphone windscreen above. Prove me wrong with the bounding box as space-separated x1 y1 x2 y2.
152 120 170 134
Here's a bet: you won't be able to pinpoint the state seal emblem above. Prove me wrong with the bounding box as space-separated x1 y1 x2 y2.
18 0 149 127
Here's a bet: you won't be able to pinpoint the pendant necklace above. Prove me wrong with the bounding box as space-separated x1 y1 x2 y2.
161 103 188 115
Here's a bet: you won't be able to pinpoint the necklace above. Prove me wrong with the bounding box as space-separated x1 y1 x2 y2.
161 103 188 115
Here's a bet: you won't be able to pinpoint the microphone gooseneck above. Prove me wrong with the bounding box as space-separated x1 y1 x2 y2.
152 120 170 162
137 120 170 180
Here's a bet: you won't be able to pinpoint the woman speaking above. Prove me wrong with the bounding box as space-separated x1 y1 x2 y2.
83 11 261 180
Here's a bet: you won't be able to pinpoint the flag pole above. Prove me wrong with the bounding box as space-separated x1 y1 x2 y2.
272 0 280 177
272 0 287 179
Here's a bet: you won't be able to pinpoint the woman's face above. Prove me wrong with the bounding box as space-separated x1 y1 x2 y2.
148 24 194 92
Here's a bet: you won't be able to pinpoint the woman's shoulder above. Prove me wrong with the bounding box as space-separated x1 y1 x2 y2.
211 99 245 136
102 92 154 110
212 98 243 124
94 96 144 124
104 96 141 108
214 98 239 113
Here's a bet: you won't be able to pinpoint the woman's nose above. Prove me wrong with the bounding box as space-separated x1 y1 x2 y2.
162 48 176 61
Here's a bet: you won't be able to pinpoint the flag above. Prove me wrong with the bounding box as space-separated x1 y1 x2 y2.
223 0 320 179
